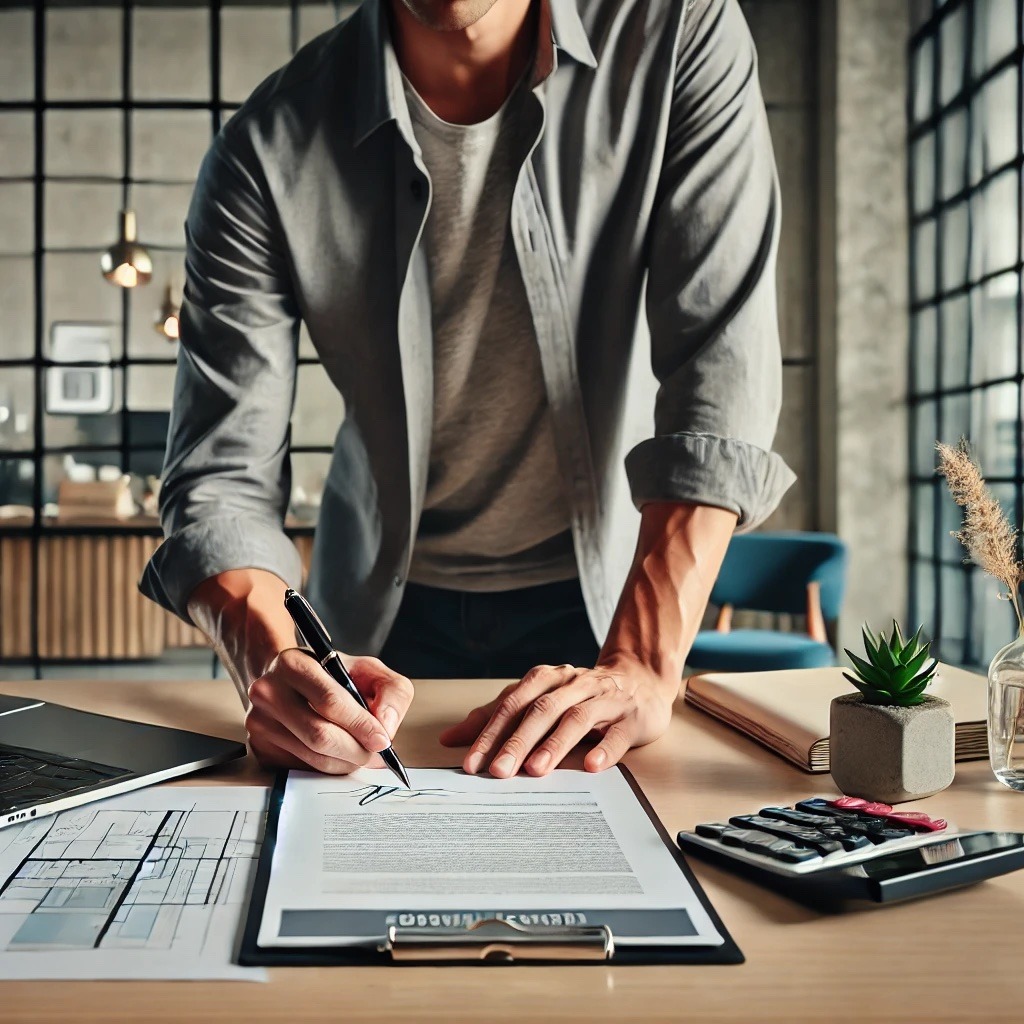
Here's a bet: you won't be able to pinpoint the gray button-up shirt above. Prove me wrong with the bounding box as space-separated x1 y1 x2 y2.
140 0 795 654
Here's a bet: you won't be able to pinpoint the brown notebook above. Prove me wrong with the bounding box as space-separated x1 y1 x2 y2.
684 664 988 773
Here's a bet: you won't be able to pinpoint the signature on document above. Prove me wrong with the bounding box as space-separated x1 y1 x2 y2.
340 785 458 807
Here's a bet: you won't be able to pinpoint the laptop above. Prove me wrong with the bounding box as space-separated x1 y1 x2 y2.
0 694 247 829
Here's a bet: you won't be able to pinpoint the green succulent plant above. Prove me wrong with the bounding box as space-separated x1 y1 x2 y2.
843 621 938 707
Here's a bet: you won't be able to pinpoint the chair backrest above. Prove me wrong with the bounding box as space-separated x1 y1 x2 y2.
711 532 848 620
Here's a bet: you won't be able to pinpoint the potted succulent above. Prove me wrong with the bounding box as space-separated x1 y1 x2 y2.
829 622 954 804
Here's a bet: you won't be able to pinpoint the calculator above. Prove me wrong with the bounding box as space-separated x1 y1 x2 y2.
677 796 1024 906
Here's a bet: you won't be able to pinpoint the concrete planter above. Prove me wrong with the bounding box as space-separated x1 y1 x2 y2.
829 694 955 804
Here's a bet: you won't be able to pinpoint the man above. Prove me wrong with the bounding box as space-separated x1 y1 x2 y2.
141 0 793 780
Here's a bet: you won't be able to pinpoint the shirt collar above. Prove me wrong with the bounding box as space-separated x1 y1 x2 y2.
353 0 596 147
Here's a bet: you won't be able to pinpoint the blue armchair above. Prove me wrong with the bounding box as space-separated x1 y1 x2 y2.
687 532 848 672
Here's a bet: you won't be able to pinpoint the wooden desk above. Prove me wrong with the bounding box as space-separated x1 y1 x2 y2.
0 677 1022 1024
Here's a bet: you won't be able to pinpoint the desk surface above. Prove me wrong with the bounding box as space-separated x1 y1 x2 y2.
0 676 1021 1024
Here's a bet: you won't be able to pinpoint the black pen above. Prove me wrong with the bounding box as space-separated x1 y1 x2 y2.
283 589 410 788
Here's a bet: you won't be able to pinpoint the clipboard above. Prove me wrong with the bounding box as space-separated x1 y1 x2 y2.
238 767 744 967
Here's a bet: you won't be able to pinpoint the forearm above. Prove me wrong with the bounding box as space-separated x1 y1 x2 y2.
600 502 737 688
187 569 298 705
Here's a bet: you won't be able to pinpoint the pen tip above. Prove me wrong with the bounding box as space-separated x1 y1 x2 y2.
397 764 411 789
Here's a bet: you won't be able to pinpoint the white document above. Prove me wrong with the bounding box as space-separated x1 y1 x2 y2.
0 786 268 980
258 768 724 949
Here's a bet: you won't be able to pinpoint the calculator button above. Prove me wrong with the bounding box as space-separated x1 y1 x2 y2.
719 827 821 864
733 814 871 854
695 822 731 840
760 806 837 828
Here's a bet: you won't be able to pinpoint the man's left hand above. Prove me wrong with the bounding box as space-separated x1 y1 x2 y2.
438 656 678 777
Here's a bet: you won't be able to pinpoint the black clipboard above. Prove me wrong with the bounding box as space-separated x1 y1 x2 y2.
239 767 743 966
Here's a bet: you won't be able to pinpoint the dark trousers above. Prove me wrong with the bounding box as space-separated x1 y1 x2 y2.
378 577 601 679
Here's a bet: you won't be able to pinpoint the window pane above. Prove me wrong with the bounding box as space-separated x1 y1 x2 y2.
911 558 937 641
131 183 191 248
0 256 35 361
939 106 967 199
126 364 176 413
44 255 123 345
128 250 185 358
939 564 968 663
974 381 1020 477
971 273 1019 384
0 113 34 178
939 389 971 444
131 111 210 184
911 483 936 559
219 8 292 105
912 306 938 394
939 6 966 107
289 452 331 524
970 68 1017 182
298 4 337 46
939 202 969 291
0 457 34 513
133 8 210 102
43 450 122 507
293 363 345 447
913 217 937 300
973 566 1017 663
44 367 122 449
973 0 1018 77
46 8 122 101
44 182 121 250
913 37 934 123
914 399 938 475
0 10 34 103
940 294 969 387
45 110 122 180
0 183 34 256
971 171 1019 279
0 368 35 451
912 131 935 215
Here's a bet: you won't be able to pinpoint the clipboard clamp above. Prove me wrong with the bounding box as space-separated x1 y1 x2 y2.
382 918 615 962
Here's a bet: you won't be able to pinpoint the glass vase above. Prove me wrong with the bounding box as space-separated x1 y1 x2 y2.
988 629 1024 791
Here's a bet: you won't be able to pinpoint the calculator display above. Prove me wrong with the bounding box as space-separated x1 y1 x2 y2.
858 832 1024 881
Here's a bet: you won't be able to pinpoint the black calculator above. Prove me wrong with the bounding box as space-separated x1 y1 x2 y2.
677 796 1024 906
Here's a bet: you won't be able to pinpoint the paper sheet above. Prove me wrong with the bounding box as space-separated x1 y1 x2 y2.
258 768 723 948
0 786 268 980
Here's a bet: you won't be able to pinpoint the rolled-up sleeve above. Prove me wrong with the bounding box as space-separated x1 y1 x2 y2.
625 0 795 529
139 128 303 622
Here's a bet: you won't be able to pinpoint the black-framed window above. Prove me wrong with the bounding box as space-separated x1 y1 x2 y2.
0 2 357 671
908 0 1023 666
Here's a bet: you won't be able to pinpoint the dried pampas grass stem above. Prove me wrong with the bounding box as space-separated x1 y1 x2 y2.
936 440 1024 631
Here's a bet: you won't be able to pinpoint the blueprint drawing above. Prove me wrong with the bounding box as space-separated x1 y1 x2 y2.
0 786 268 980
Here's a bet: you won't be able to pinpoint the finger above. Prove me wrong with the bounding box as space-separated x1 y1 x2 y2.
245 707 370 775
438 702 496 748
584 720 637 773
487 677 607 779
272 649 392 754
345 656 415 738
249 676 382 767
518 698 627 778
247 733 307 771
438 681 521 748
464 666 579 774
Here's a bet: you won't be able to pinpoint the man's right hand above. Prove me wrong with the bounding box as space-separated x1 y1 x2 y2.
187 569 414 774
245 648 414 773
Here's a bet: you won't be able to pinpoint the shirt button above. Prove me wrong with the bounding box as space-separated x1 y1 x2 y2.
393 575 403 587
410 179 424 200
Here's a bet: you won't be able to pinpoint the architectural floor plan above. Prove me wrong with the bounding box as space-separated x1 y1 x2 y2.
0 786 268 979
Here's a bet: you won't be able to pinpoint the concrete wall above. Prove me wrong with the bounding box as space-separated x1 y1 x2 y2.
832 0 912 650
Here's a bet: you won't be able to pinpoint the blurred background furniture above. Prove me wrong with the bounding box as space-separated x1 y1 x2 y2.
0 518 314 662
687 532 848 672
